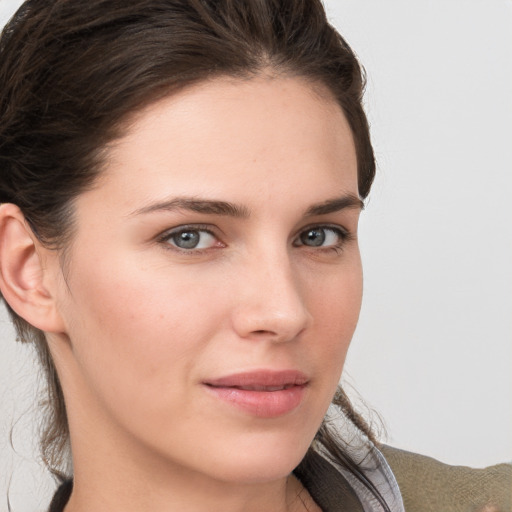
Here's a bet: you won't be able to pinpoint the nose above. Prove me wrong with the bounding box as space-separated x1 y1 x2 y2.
230 250 311 343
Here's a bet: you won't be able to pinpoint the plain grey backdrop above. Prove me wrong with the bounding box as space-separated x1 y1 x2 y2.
0 0 511 510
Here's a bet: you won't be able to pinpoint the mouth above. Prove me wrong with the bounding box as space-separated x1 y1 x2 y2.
212 384 297 391
203 370 309 418
204 369 309 388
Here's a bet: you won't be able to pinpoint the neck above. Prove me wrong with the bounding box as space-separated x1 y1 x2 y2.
62 398 319 512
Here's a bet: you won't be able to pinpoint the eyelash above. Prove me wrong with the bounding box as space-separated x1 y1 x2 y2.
157 224 352 254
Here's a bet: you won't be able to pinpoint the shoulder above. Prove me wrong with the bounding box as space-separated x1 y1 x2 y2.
380 445 512 512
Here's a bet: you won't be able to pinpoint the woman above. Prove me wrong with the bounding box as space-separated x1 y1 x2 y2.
0 1 509 511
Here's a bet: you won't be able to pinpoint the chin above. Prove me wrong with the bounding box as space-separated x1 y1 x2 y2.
201 429 314 484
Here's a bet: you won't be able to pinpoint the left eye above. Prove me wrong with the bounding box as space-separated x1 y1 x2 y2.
165 228 218 250
296 227 345 248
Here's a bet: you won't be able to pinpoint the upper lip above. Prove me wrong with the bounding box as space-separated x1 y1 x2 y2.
204 370 309 390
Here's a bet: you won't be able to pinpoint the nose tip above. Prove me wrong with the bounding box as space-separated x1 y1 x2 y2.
231 261 311 343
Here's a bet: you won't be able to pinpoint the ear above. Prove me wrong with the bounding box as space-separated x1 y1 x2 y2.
0 203 65 333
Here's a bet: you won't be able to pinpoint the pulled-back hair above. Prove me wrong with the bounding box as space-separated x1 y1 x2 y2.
0 0 381 506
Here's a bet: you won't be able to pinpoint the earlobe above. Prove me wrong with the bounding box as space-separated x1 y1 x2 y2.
0 203 65 333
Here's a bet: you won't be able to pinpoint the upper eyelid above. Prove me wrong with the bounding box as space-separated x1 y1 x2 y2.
157 222 348 234
157 223 219 239
295 223 349 237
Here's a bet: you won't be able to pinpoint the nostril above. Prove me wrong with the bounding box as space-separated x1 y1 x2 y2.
249 329 280 338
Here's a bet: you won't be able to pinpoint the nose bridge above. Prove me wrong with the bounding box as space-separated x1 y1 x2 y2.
232 243 310 341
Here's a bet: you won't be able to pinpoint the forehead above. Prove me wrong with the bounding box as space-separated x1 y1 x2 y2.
89 75 358 215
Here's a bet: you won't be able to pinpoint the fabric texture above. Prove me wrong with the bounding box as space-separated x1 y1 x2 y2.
380 445 512 512
309 443 405 511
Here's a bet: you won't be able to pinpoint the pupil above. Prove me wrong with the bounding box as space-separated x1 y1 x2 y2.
302 228 325 247
175 231 200 249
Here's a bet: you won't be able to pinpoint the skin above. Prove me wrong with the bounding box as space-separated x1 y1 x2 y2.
2 75 363 511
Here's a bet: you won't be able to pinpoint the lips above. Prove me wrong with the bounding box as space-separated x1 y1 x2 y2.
203 370 309 418
227 384 295 391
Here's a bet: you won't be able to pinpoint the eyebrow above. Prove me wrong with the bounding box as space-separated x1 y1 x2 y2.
131 194 363 218
131 197 250 218
304 195 364 216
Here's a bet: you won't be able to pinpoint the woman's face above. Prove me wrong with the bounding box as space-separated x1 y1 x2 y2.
49 76 363 485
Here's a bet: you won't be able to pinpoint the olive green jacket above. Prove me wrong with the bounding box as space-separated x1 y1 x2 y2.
295 445 511 512
381 445 512 512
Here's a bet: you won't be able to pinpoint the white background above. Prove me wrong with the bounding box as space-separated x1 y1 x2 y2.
0 0 511 510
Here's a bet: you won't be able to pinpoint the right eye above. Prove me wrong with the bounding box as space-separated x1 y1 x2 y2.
162 227 219 250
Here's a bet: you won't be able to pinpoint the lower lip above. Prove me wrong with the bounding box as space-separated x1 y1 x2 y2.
203 384 307 418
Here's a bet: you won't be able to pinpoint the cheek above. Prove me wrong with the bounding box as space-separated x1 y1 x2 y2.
60 253 230 412
305 259 363 370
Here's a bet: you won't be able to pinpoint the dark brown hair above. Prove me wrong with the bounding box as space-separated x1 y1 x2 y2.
0 0 382 507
